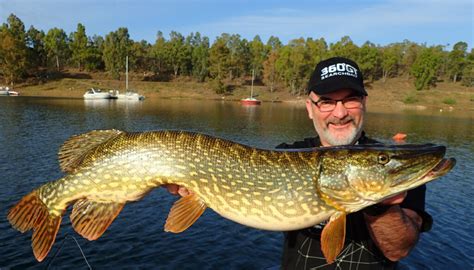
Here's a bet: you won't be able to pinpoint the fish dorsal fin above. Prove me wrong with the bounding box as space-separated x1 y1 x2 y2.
165 193 207 233
70 199 125 240
321 212 347 264
58 129 123 173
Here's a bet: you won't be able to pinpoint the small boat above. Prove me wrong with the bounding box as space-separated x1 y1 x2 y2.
116 56 145 101
240 97 261 105
240 69 261 105
83 88 114 99
116 91 145 101
0 87 20 96
8 90 19 96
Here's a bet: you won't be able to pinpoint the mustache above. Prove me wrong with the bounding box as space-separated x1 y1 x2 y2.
327 117 354 126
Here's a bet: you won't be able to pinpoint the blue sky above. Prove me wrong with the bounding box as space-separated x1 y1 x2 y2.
1 0 472 49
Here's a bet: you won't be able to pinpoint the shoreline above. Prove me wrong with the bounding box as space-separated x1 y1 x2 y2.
5 76 473 119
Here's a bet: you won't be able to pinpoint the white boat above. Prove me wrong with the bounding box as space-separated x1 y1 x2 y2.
240 69 261 105
0 86 9 96
0 87 20 96
116 91 145 100
116 56 145 101
83 88 113 99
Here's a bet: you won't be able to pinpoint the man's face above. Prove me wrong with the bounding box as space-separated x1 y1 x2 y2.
305 89 366 146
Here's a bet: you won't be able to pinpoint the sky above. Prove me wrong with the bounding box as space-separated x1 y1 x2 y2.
1 0 473 49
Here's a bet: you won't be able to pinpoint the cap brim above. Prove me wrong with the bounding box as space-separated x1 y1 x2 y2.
308 76 367 96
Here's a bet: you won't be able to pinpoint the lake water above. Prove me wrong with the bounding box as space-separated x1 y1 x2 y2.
0 97 472 269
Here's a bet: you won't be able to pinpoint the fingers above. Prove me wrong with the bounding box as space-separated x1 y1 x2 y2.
380 191 407 205
163 184 191 197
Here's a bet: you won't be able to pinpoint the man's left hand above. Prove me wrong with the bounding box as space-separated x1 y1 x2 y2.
380 191 407 205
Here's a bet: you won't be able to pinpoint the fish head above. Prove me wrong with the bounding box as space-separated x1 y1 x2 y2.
317 144 455 213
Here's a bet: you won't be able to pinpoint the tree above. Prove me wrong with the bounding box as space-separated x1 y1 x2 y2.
130 40 151 72
168 31 188 77
381 44 402 82
70 23 88 70
329 36 359 59
357 41 381 81
249 35 267 81
190 32 209 82
26 25 46 70
410 46 443 90
150 31 170 78
103 27 131 79
447 41 468 83
461 48 474 87
0 14 28 85
275 38 312 95
209 34 231 80
44 28 69 71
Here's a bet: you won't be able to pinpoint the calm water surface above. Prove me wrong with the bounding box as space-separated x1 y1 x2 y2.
0 97 472 269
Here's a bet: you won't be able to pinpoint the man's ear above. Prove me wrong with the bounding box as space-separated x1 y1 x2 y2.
306 98 314 119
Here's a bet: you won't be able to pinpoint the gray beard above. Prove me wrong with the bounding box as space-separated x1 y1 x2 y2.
316 120 363 146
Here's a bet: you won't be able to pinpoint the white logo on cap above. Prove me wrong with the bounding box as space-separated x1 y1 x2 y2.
321 63 358 80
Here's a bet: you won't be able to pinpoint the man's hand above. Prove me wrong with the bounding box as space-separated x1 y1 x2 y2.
380 191 407 205
364 191 421 261
163 184 191 197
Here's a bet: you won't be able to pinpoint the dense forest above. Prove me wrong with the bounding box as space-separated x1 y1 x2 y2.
0 14 472 94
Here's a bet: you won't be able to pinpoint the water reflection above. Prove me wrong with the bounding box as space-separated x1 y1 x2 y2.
0 96 472 269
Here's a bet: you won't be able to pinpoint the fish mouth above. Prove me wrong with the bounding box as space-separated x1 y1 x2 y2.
420 158 456 180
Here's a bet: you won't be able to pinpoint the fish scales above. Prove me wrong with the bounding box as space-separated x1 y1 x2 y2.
37 131 332 229
7 129 455 263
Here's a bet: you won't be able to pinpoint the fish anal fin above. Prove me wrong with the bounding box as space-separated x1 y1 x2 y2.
165 193 207 233
58 129 123 173
8 191 62 262
321 212 346 264
70 199 125 241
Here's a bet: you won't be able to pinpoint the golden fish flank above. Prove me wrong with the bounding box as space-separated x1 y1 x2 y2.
8 129 455 264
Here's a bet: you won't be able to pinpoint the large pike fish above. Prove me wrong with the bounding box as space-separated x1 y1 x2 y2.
8 130 455 263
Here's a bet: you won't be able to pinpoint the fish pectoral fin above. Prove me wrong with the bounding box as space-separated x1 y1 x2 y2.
58 129 123 173
70 199 125 241
320 211 347 264
165 193 207 233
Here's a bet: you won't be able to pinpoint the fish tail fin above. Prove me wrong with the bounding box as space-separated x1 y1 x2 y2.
8 191 62 262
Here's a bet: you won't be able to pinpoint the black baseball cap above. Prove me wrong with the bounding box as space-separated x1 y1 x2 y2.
307 57 367 96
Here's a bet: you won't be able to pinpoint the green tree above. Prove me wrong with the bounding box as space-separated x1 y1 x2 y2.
447 41 468 82
0 14 28 85
168 31 188 77
249 35 267 81
263 49 280 92
357 41 381 81
275 38 312 95
209 34 231 80
400 40 421 76
26 25 46 70
70 23 88 70
306 37 327 68
381 44 402 82
44 27 69 71
130 40 151 72
410 46 443 90
461 48 474 87
103 27 131 79
190 32 209 82
329 36 359 59
150 31 170 78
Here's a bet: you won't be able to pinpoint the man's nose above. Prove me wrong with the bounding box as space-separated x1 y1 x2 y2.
332 101 348 118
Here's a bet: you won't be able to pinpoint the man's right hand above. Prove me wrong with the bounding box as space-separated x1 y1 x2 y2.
163 184 191 197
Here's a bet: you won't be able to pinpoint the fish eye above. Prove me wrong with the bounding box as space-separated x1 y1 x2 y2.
378 154 390 165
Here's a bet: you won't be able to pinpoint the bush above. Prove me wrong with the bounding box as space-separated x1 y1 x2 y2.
403 95 418 104
442 98 457 105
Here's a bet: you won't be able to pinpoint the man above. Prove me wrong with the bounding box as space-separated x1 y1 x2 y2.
166 57 432 269
277 57 432 269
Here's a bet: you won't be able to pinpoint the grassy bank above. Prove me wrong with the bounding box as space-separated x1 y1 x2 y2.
9 71 474 117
